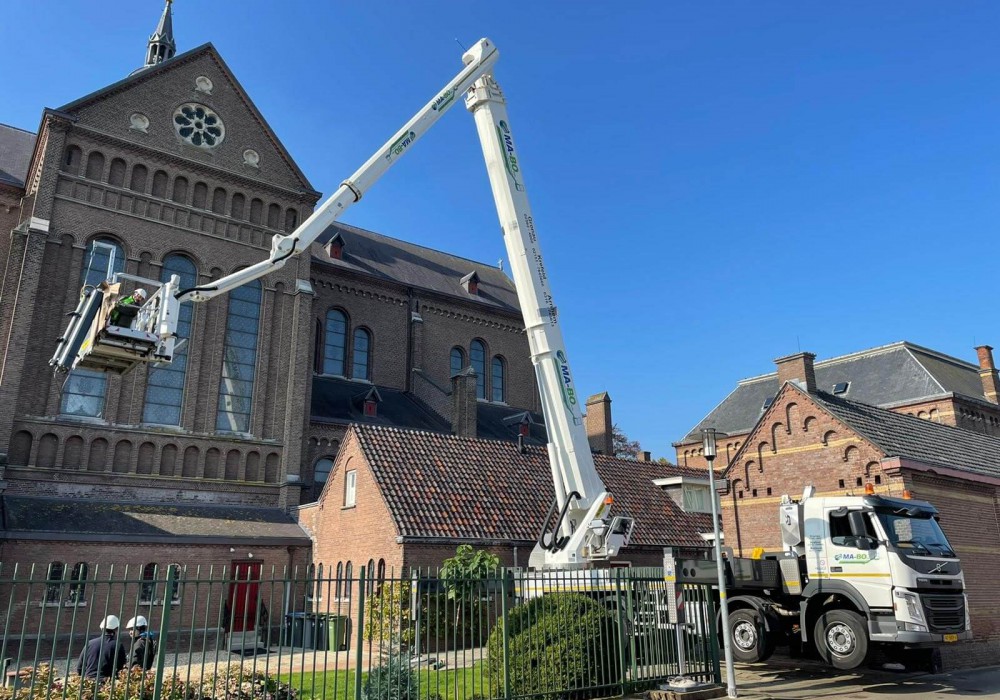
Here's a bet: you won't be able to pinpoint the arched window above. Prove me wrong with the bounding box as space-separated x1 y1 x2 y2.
171 176 188 203
470 340 486 399
84 151 104 180
314 457 333 484
450 347 465 377
249 198 263 224
63 238 125 418
366 559 375 594
352 328 371 381
151 170 168 198
108 158 126 187
192 182 208 209
344 562 353 600
335 562 344 600
377 559 386 587
491 356 505 403
129 164 148 192
140 563 157 603
216 279 261 433
144 254 197 425
212 187 227 214
284 208 298 232
267 203 280 228
231 193 246 219
323 310 347 376
45 562 64 604
69 562 88 604
64 145 82 175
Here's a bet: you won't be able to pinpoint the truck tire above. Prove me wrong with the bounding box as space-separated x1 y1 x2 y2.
813 609 868 670
728 608 776 663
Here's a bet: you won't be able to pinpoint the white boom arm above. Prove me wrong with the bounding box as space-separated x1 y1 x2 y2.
49 38 632 568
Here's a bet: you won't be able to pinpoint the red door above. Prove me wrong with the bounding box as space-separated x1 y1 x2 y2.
228 561 262 633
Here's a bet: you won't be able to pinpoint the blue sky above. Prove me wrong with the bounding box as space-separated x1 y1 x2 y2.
3 2 999 460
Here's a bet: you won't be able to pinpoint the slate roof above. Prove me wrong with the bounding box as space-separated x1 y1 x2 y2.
312 222 520 313
680 342 987 444
351 424 711 548
0 123 37 189
807 387 1000 480
3 497 310 543
311 375 450 432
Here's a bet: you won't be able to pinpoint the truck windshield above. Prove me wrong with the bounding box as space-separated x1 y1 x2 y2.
876 512 956 557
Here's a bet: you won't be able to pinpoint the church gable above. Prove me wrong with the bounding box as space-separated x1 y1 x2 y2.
59 45 315 197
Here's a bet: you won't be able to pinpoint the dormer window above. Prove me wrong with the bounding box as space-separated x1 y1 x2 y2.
461 271 479 295
653 476 715 514
327 232 345 260
832 382 850 395
364 398 377 417
355 386 382 418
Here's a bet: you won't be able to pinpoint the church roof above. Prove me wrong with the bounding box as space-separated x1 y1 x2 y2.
313 222 521 313
679 341 986 444
345 424 711 547
0 123 37 189
3 497 310 544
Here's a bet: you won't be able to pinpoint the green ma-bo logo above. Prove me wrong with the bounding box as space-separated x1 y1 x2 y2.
432 87 457 112
834 552 876 564
554 350 577 410
385 131 416 160
496 120 524 191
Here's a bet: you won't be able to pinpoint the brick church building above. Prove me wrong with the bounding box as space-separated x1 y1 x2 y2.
0 3 552 577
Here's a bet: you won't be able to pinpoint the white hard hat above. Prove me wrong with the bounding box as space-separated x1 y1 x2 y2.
125 616 148 630
133 288 148 300
100 615 120 631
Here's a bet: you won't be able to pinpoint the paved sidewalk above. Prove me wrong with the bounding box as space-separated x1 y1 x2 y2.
731 656 1000 699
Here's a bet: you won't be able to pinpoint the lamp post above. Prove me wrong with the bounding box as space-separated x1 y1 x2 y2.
703 427 737 698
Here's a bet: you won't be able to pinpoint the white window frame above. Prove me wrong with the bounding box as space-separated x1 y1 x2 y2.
344 469 357 507
653 476 716 514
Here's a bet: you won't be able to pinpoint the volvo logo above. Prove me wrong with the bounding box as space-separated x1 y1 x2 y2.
928 562 948 574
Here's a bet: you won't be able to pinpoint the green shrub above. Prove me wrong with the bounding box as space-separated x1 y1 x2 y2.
362 657 419 700
486 593 621 699
365 581 417 647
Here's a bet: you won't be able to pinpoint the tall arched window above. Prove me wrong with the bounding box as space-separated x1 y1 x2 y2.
211 187 227 214
366 559 375 594
129 164 148 192
64 145 82 175
172 176 188 203
284 209 298 232
249 198 263 224
231 193 246 219
62 238 125 418
139 563 157 603
344 562 353 600
151 170 168 198
144 255 197 425
69 562 88 603
267 203 280 229
45 562 64 604
470 340 486 399
335 562 344 600
491 356 505 403
192 182 208 209
323 310 347 376
108 158 126 187
216 280 261 433
352 328 371 381
450 347 465 377
314 457 333 484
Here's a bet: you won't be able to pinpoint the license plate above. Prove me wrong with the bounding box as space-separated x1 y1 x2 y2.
944 634 958 642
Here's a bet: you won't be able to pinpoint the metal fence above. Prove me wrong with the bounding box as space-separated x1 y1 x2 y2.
0 563 719 700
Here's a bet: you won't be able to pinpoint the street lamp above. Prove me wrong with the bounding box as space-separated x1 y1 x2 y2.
703 428 737 698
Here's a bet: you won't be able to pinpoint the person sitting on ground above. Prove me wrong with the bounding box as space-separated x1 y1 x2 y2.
125 615 158 671
77 615 127 681
109 288 147 327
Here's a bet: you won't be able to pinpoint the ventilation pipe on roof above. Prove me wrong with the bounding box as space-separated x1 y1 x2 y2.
517 434 526 454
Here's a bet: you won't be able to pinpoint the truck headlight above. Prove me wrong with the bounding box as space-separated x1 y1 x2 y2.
964 594 971 632
894 590 925 624
903 622 927 632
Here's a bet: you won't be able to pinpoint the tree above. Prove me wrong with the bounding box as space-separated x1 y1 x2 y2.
612 424 640 460
440 544 501 639
656 456 673 465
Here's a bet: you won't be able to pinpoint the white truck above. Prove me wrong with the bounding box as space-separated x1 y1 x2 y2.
49 38 633 571
666 485 971 670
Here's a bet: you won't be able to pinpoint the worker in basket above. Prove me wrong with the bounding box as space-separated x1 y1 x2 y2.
109 287 147 327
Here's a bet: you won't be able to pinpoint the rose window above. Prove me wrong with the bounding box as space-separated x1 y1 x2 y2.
173 104 225 148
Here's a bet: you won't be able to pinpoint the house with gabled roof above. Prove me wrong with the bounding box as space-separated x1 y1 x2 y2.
713 350 1000 670
675 342 1000 470
298 423 714 577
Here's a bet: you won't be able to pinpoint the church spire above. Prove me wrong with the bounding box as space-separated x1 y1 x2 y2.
144 0 176 68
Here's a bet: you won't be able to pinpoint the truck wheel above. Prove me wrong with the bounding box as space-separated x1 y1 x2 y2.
813 610 868 670
728 609 776 663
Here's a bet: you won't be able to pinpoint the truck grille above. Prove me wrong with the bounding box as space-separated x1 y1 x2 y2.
920 594 965 633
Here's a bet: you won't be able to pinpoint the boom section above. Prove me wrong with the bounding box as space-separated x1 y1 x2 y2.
465 75 633 569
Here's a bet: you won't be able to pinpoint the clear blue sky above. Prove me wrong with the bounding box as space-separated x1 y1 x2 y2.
4 2 999 460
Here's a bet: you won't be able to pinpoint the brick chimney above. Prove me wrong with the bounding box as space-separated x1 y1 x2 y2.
774 352 817 393
585 392 613 455
637 450 651 463
451 367 478 438
976 345 1000 404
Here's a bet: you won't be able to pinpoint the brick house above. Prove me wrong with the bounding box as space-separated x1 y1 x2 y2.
298 422 714 579
687 349 1000 669
0 0 551 579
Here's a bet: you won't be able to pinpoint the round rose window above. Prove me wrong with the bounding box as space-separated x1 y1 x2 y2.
173 103 225 148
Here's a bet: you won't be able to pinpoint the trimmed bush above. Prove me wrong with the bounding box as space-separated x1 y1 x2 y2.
362 657 419 700
486 593 621 699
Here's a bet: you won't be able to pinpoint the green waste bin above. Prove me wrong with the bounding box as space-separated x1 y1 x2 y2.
326 615 350 651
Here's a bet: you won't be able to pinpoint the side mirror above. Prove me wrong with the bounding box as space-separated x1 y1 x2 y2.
856 536 877 551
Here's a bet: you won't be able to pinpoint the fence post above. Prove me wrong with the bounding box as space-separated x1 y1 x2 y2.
152 564 178 700
500 570 511 700
354 568 366 700
613 570 629 694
